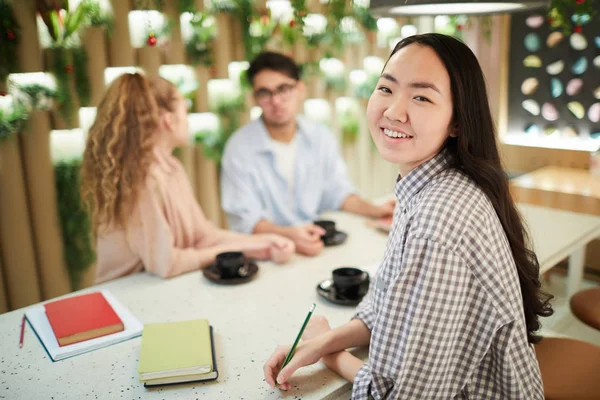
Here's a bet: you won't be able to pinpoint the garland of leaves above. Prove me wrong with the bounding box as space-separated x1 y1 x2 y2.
211 0 265 61
72 47 90 106
134 0 164 11
280 15 304 48
185 12 217 65
0 2 19 87
333 2 379 54
195 96 245 163
54 159 95 290
340 110 360 145
438 1 597 42
246 12 278 61
547 0 597 34
437 15 493 43
13 83 57 109
36 0 106 125
354 74 380 100
354 4 377 32
233 0 255 59
307 0 346 56
85 0 114 35
0 99 28 141
323 73 347 93
208 0 377 61
0 82 56 141
290 1 378 58
194 126 227 162
178 0 217 65
49 47 90 124
178 0 194 13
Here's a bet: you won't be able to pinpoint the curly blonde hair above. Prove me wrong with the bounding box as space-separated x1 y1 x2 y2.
81 73 178 232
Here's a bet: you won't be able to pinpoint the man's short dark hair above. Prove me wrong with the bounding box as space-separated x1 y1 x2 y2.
246 52 301 87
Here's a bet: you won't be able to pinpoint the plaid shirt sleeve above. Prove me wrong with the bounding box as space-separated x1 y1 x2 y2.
353 281 377 330
353 200 403 331
352 235 502 399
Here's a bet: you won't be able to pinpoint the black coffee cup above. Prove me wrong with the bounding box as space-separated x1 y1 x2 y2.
215 252 246 278
314 220 336 239
332 267 367 298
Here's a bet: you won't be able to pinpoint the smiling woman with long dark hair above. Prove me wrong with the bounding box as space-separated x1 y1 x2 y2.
263 33 553 399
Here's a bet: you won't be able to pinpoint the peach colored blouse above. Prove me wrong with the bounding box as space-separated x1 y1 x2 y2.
95 151 218 283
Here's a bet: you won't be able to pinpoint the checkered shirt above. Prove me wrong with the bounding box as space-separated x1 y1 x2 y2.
352 150 544 399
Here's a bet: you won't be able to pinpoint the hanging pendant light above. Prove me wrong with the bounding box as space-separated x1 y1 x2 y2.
369 0 550 16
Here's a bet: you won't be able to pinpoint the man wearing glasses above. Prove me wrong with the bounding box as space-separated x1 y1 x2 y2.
220 52 394 257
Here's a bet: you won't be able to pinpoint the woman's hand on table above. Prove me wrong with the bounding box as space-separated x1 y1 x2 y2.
238 235 294 263
265 235 295 264
285 224 325 256
264 316 333 390
237 240 271 260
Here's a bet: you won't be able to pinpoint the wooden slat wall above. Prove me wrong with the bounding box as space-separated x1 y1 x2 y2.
1 2 521 313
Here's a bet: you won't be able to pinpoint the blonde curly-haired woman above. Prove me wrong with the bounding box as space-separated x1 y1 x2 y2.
81 73 294 283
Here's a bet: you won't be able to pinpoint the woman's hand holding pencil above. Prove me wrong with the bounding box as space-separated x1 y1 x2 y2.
264 337 327 390
264 314 333 390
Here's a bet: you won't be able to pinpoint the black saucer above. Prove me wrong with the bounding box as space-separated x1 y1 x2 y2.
322 231 348 247
316 274 370 306
202 261 259 285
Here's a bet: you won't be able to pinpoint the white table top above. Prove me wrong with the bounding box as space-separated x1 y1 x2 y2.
2 204 600 400
518 203 600 273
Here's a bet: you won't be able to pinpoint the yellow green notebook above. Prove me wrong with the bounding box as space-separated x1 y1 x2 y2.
138 319 218 386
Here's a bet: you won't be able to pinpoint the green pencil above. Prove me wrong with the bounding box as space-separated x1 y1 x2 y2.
276 303 316 386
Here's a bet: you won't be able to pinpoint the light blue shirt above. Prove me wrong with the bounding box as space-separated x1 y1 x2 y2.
220 116 356 234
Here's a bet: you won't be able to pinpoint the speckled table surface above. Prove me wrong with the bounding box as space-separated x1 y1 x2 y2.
3 204 598 400
1 211 387 400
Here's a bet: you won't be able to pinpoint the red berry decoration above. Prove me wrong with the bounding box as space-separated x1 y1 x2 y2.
576 0 584 4
7 30 15 40
0 91 7 96
547 17 553 24
147 34 157 46
574 25 582 33
457 24 463 31
289 19 296 28
65 65 73 73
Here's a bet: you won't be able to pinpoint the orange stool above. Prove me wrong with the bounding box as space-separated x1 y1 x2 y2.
570 287 600 331
534 337 600 400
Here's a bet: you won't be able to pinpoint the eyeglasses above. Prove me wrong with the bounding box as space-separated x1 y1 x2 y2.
254 83 297 104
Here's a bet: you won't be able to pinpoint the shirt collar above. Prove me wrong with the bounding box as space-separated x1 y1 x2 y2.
255 116 307 153
394 148 453 209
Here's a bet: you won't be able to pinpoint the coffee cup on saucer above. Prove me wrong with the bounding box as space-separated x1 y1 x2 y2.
313 220 336 240
215 252 248 279
316 267 370 306
332 267 368 298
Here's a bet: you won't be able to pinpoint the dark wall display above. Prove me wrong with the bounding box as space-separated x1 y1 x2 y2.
507 10 600 146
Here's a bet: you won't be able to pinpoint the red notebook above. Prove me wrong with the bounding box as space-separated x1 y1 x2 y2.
44 292 124 347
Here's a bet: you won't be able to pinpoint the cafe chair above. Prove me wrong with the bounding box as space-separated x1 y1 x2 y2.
534 337 600 400
570 287 600 331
